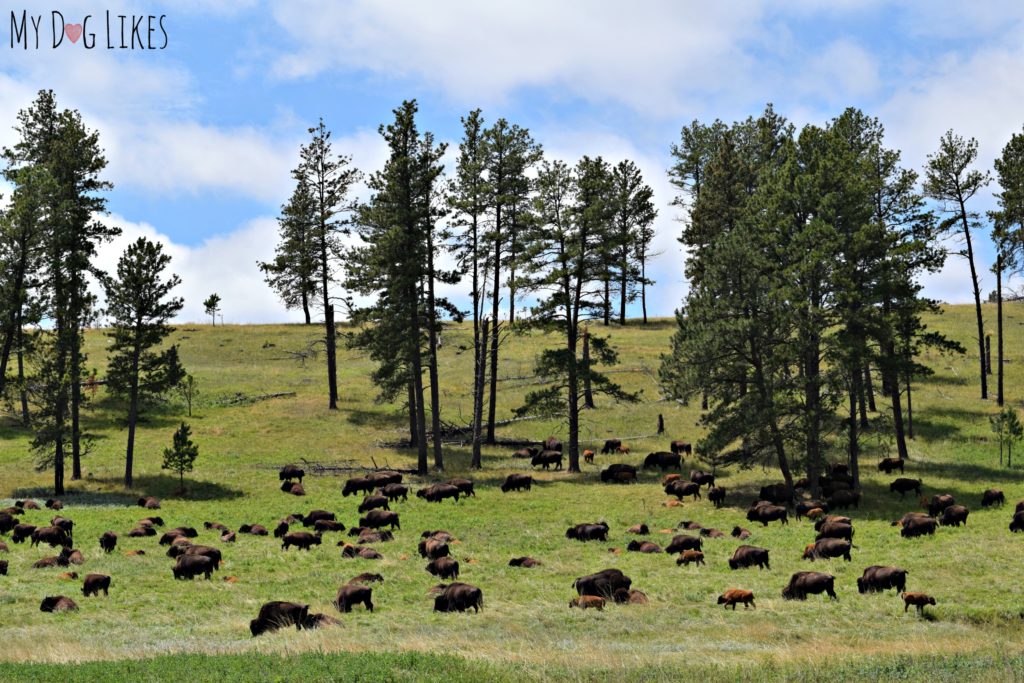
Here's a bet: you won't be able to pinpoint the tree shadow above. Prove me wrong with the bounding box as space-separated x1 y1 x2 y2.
10 475 245 505
345 409 408 429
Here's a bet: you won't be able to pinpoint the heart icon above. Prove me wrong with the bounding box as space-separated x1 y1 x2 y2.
65 23 82 44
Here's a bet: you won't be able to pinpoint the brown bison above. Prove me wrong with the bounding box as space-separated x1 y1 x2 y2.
542 437 563 453
501 474 533 493
40 595 78 613
676 549 705 566
901 592 936 613
31 526 71 549
82 573 111 597
342 477 376 497
16 500 41 510
708 487 727 508
12 523 37 544
168 545 222 567
613 588 649 605
513 447 539 459
204 521 230 532
729 545 770 570
426 556 460 580
421 530 455 543
690 470 716 489
665 480 701 501
573 568 632 598
418 538 450 560
665 534 702 554
138 517 164 527
282 482 306 496
379 483 409 502
878 457 905 474
857 566 908 593
901 517 937 538
747 504 788 527
927 494 956 517
627 524 649 535
827 489 860 510
718 589 755 610
1011 510 1024 533
626 540 662 553
250 601 309 636
359 510 400 530
356 529 394 544
433 582 483 612
940 505 969 527
601 439 622 455
889 478 922 498
341 545 383 560
531 451 563 471
446 478 476 497
782 571 837 600
891 512 929 528
566 522 609 542
349 572 384 584
238 524 268 536
44 499 63 510
758 483 793 506
358 495 390 514
314 520 346 535
173 554 215 580
670 440 692 455
127 526 156 538
583 450 595 463
815 522 854 542
96 531 117 554
273 522 290 538
981 489 1005 508
802 539 853 561
731 526 751 540
0 560 7 575
795 500 829 520
643 451 681 471
302 510 336 527
137 496 161 509
569 595 605 610
334 584 374 612
366 471 403 487
282 531 322 551
600 463 637 484
508 557 541 568
417 483 461 503
279 464 305 482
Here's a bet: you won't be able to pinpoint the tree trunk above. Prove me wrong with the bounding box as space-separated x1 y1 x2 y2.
905 371 914 440
566 321 581 473
848 374 861 490
485 228 502 445
959 200 987 399
804 328 823 498
124 346 140 488
407 380 418 446
410 283 429 475
864 364 876 412
324 303 338 410
640 257 648 325
857 374 869 429
997 254 1004 407
582 327 594 409
619 245 628 325
426 232 443 471
71 328 82 481
470 318 490 469
17 343 29 426
602 278 610 326
301 290 311 325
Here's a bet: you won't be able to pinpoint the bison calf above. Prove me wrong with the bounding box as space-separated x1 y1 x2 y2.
569 595 605 610
902 592 936 614
82 573 111 597
718 589 755 610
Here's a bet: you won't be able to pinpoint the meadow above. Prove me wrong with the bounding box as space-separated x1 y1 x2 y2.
1 303 1024 682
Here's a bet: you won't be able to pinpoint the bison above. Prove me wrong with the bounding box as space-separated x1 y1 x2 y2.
643 451 681 471
708 487 727 508
508 556 541 568
418 538 450 560
446 478 476 497
334 584 374 612
927 494 956 517
857 566 908 594
342 477 376 497
417 483 461 503
889 478 922 498
670 440 692 456
40 595 78 613
366 471 403 488
940 505 969 527
747 504 788 527
82 573 111 597
172 554 215 580
542 437 563 453
901 592 936 614
758 483 793 506
433 582 483 613
137 496 161 509
314 520 346 535
1011 510 1024 533
827 489 860 510
613 588 649 605
531 451 563 471
349 572 384 584
731 526 752 540
795 500 828 520
279 464 305 483
359 510 400 530
238 524 268 536
302 510 336 527
676 550 705 566
665 534 702 554
782 571 837 600
878 457 905 474
358 495 390 514
569 595 605 610
573 568 631 598
12 523 37 544
981 489 1005 508
626 540 662 553
274 522 290 538
815 522 854 542
566 522 609 542
728 545 770 570
98 532 117 554
601 439 622 455
500 474 532 493
426 557 460 580
627 523 649 535
901 516 937 538
250 601 309 636
31 526 71 549
282 531 322 551
690 470 716 489
379 483 409 502
802 539 853 561
718 589 755 610
665 480 701 501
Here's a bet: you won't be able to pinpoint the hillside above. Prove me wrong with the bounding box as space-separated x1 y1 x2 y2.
1 303 1023 681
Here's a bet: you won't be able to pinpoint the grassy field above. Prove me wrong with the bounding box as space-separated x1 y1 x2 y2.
2 303 1024 682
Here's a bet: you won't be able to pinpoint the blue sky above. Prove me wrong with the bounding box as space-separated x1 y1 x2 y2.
1 1 1023 322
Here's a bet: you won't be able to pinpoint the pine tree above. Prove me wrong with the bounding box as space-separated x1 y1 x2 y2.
203 294 221 326
259 179 320 324
609 160 656 325
105 237 185 488
162 422 199 493
991 128 1024 407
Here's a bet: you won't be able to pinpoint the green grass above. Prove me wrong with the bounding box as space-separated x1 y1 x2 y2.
1 303 1024 681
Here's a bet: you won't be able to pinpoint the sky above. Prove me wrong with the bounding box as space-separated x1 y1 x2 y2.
1 1 1023 323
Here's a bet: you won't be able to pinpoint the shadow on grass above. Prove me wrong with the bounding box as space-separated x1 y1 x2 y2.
10 475 246 505
345 409 409 429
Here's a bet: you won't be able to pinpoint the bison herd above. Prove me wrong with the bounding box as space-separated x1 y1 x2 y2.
5 440 1021 634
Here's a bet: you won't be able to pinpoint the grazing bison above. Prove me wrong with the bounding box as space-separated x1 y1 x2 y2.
708 487 727 508
98 532 117 554
138 517 164 527
501 474 533 493
239 524 269 536
0 559 6 575
795 500 829 520
168 545 222 567
274 522 290 538
731 526 752 540
758 483 793 506
173 554 215 580
601 439 622 455
314 520 346 534
418 538 450 560
417 483 461 503
302 510 336 527
31 526 71 549
665 535 702 554
626 540 662 553
531 451 563 471
513 447 539 459
600 463 637 484
901 517 937 538
827 490 860 510
508 557 541 568
643 451 681 471
889 478 923 498
902 592 936 614
358 495 390 514
815 522 854 542
583 450 595 464
676 549 705 566
569 595 605 610
802 539 853 562
379 483 409 502
627 523 650 535
446 478 476 497
279 465 305 483
690 471 716 489
927 494 956 517
665 480 701 501
543 437 563 453
12 523 37 544
433 582 484 613
127 526 155 538
878 457 905 474
940 505 969 527
40 596 78 613
747 504 788 527
349 572 384 584
137 496 161 509
729 545 770 570
82 574 111 597
573 568 632 598
426 557 460 580
421 530 455 543
334 584 374 612
366 471 404 487
1011 510 1024 533
613 588 649 605
670 440 692 456
342 477 376 497
250 601 309 636
891 512 929 528
782 571 837 600
981 489 1005 508
718 589 756 610
566 522 610 542
50 517 74 540
282 532 322 551
857 566 908 594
